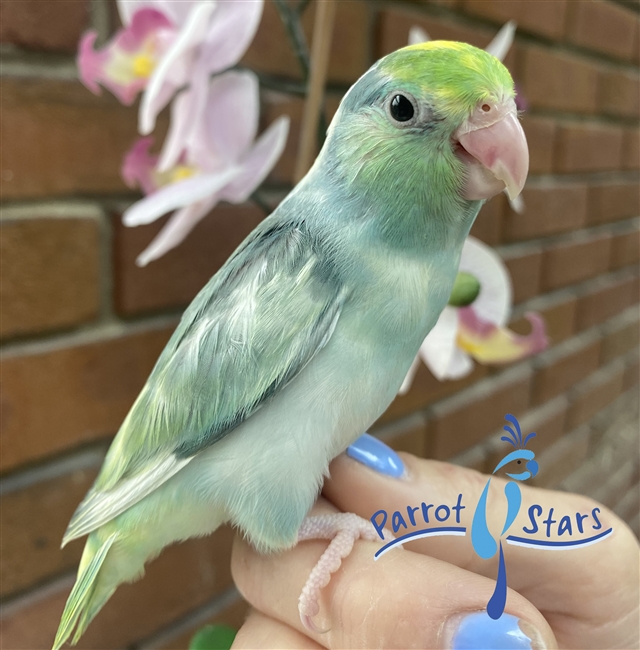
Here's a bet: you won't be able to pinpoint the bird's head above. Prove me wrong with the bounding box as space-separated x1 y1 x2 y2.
327 41 528 207
492 449 539 481
493 414 539 481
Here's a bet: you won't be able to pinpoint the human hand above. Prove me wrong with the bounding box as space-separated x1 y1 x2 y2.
231 438 640 649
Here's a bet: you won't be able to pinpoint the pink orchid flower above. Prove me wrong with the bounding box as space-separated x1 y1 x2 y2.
121 70 289 267
399 237 548 392
78 0 264 134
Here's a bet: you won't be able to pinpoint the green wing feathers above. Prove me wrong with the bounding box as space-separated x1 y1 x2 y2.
63 219 347 544
52 533 118 650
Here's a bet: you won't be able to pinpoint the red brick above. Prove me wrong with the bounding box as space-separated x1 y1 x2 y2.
449 443 487 473
374 413 429 458
0 324 175 473
541 233 613 292
469 194 505 245
513 291 578 347
0 463 99 598
610 226 640 270
594 460 639 513
377 8 516 69
555 122 624 173
614 482 640 528
0 215 100 339
622 128 640 170
623 353 639 389
587 181 640 225
462 0 568 40
0 0 89 52
576 273 640 330
501 244 543 304
262 90 342 186
503 182 588 241
520 45 599 114
0 527 235 650
601 309 640 363
428 368 532 459
598 68 640 118
485 397 568 471
522 116 557 175
114 204 264 316
566 0 638 62
530 425 590 489
432 0 461 6
378 362 489 426
566 361 626 428
242 0 370 84
1 77 167 199
532 335 602 405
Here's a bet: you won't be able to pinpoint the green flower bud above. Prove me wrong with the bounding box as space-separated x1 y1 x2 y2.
448 271 480 307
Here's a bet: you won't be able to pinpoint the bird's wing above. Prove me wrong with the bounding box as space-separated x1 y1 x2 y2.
63 219 347 544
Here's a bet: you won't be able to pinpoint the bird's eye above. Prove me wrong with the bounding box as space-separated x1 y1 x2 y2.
517 460 521 464
387 93 416 124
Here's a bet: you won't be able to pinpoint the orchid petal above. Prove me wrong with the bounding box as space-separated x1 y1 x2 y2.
398 356 422 395
122 168 239 226
198 0 264 74
157 87 197 172
117 0 155 26
157 0 206 26
202 70 261 166
136 197 216 266
408 26 430 45
139 0 217 134
446 347 475 379
459 237 512 327
121 136 159 194
77 31 107 96
418 307 460 380
485 20 516 62
220 116 289 203
515 83 529 112
507 191 525 214
77 9 174 105
457 308 548 364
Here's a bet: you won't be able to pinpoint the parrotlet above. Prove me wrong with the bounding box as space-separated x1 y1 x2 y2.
53 40 528 648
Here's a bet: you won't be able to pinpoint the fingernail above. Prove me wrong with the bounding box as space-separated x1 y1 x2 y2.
447 612 545 650
346 433 405 478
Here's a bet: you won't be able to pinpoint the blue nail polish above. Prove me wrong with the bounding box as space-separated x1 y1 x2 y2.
347 433 404 478
451 612 539 650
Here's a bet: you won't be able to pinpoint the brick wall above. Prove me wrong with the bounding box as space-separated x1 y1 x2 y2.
1 1 638 648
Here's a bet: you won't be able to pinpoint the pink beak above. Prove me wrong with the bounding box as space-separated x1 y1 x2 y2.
455 99 529 201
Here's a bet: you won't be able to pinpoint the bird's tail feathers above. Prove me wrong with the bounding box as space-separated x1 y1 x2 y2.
52 532 118 650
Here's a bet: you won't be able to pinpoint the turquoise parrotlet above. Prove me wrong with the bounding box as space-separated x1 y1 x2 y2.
54 40 528 648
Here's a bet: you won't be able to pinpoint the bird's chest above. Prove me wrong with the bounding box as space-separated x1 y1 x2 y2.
347 248 455 346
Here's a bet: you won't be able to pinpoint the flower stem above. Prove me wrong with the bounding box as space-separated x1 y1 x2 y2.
273 0 310 80
294 0 337 182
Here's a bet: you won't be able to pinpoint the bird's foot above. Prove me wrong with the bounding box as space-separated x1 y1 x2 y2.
296 512 393 633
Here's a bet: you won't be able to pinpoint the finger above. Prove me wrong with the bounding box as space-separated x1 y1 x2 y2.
324 448 640 648
232 610 323 649
232 499 556 650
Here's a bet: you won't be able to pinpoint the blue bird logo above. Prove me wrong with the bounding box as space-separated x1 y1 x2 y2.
471 414 537 619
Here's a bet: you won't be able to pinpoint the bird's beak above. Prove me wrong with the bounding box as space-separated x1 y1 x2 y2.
454 98 529 201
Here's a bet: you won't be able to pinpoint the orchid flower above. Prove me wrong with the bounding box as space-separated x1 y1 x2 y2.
399 237 548 392
122 70 289 267
408 20 525 214
78 0 264 134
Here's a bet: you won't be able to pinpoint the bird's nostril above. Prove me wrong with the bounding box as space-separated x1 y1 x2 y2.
481 103 491 112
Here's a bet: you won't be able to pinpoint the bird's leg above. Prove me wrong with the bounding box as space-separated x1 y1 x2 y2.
296 512 393 633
